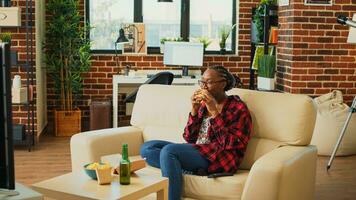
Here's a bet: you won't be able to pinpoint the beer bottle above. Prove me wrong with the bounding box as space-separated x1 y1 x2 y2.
119 143 130 185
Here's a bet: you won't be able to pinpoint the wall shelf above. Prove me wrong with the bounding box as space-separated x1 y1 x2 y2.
249 5 278 90
4 0 35 151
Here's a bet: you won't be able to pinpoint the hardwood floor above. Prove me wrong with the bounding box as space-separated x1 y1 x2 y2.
14 134 356 200
14 134 72 185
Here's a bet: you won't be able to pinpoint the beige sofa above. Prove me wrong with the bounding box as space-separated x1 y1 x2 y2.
71 85 317 200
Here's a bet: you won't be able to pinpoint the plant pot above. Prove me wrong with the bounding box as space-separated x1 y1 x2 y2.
54 109 81 136
220 48 226 55
257 76 275 90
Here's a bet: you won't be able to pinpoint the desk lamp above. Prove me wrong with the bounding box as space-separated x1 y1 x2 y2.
114 28 129 75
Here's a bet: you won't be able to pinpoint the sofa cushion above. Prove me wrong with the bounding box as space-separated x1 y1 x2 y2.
131 85 199 130
182 170 249 200
143 125 185 143
239 137 283 169
227 88 316 146
101 153 249 200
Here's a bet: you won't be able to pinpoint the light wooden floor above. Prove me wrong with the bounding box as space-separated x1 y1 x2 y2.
14 134 356 200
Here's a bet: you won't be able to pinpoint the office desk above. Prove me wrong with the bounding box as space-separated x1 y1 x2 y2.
112 75 199 127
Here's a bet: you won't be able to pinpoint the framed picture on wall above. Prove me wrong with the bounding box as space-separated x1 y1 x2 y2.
304 0 332 6
122 23 147 54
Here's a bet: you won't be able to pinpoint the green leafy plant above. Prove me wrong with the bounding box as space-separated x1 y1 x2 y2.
253 0 277 43
160 37 184 44
44 0 91 111
197 37 212 50
0 32 12 43
258 55 276 78
219 24 236 50
160 38 169 44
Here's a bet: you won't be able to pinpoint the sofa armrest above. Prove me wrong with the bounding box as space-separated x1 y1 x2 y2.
70 126 144 171
241 145 317 200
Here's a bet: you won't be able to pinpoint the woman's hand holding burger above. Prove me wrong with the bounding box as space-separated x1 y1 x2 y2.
199 90 219 118
191 89 219 117
191 89 204 116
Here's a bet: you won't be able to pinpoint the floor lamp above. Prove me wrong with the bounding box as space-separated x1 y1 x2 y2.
327 15 356 171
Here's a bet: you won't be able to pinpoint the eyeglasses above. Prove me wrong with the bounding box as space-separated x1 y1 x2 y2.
198 79 226 87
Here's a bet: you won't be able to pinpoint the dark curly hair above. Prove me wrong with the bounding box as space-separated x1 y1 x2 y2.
208 66 242 91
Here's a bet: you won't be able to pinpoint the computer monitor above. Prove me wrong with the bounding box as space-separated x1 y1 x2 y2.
163 42 204 77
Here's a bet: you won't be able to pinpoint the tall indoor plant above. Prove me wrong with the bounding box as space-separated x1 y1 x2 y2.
45 0 91 136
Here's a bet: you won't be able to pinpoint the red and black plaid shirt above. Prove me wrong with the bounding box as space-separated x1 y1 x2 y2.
183 95 253 174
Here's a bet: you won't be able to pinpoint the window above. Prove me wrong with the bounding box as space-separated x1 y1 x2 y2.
190 0 234 51
143 0 181 47
88 0 133 50
86 0 237 54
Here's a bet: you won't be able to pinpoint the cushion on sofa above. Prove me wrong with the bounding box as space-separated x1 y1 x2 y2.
228 88 316 146
182 170 249 200
131 85 198 130
143 125 185 143
239 138 283 169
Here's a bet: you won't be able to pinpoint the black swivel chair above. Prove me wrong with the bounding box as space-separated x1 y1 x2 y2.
123 71 174 103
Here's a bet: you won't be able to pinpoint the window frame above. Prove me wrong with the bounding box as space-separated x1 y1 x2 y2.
85 0 237 55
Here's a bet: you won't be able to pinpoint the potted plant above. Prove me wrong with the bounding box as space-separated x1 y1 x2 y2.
257 55 276 90
219 24 236 54
252 0 277 43
160 37 184 54
160 38 169 54
44 0 91 136
197 37 212 53
0 32 18 65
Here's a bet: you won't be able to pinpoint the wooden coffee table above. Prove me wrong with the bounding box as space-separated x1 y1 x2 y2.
31 168 168 200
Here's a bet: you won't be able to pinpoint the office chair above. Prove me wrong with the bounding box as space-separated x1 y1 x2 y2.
123 71 174 103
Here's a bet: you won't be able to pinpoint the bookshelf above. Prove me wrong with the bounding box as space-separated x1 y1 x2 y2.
8 0 35 151
249 5 278 89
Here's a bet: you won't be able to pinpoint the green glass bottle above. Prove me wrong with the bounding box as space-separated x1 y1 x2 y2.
120 143 130 185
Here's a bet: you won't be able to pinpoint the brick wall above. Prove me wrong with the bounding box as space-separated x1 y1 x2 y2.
44 0 356 130
2 1 37 134
46 0 261 129
277 0 356 103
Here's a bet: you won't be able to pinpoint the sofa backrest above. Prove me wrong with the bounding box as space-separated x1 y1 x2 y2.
131 85 316 169
131 85 198 143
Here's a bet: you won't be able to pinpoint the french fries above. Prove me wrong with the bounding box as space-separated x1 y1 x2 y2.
86 162 111 170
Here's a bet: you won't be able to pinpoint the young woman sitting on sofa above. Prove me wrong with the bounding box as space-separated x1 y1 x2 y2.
140 66 253 200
